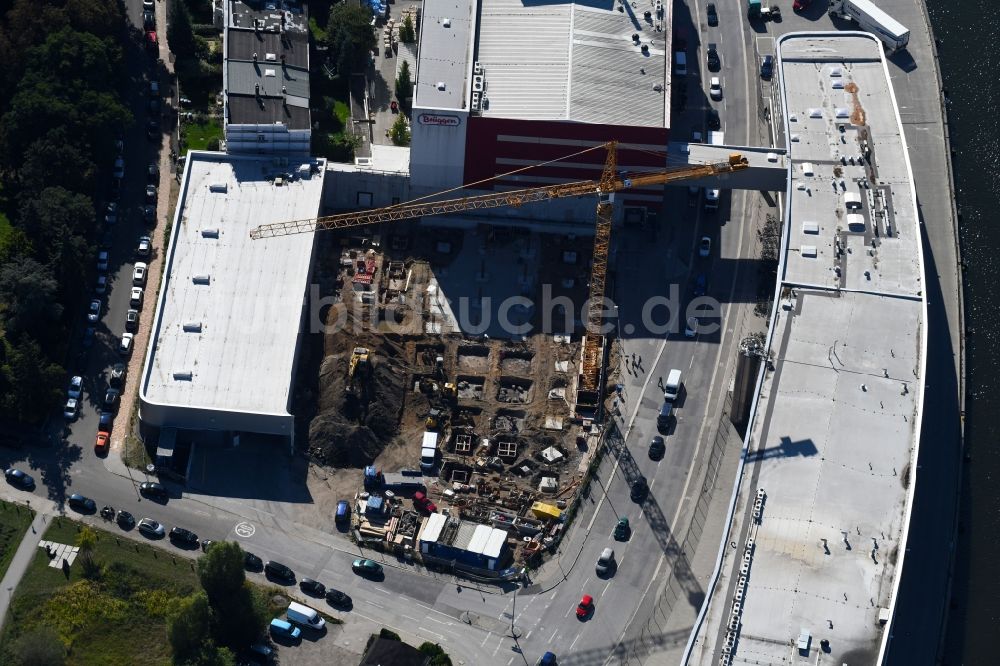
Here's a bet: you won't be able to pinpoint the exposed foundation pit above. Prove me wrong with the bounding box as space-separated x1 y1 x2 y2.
492 409 526 435
456 345 491 374
497 377 533 404
500 350 534 376
455 375 485 400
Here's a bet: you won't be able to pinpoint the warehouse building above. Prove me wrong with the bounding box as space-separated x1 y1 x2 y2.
138 152 325 445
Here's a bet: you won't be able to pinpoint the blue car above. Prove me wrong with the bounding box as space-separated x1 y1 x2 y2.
693 273 707 297
5 468 35 490
269 618 301 639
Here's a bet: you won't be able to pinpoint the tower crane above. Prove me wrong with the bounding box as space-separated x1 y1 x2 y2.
251 142 749 398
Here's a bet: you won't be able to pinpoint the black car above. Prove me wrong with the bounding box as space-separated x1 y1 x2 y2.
169 527 199 546
146 120 159 140
142 9 155 29
707 3 718 26
201 539 215 552
630 478 649 502
760 55 774 80
264 560 295 582
110 363 126 388
116 510 135 529
139 481 168 500
325 588 352 608
707 46 721 72
104 388 120 411
148 162 159 181
245 551 264 571
68 493 97 513
5 468 35 490
300 578 326 597
706 108 721 131
648 436 666 460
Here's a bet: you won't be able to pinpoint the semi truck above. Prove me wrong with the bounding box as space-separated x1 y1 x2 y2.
828 0 909 53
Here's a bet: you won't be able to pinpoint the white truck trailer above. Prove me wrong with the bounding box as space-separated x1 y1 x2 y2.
828 0 909 53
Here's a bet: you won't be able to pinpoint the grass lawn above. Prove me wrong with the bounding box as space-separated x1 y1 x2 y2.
0 516 200 665
0 501 35 582
181 118 223 155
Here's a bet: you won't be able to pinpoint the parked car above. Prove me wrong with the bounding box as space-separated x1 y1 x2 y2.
595 548 616 577
117 510 135 529
707 3 718 25
145 30 158 53
87 298 102 323
143 205 156 223
710 77 723 100
82 327 96 348
352 559 382 577
138 518 165 538
269 618 300 640
694 273 707 297
68 375 83 399
412 491 437 514
130 286 144 308
699 236 712 257
110 363 126 388
146 120 160 141
118 332 134 356
95 430 110 454
793 0 811 10
707 45 721 72
264 560 295 582
335 500 351 525
104 388 121 411
137 235 152 257
99 411 113 430
706 108 721 130
95 274 108 295
125 309 139 332
575 594 594 619
147 163 159 181
68 493 97 513
649 435 666 459
539 652 558 666
300 578 326 597
5 468 34 489
63 398 79 420
325 588 352 607
139 481 168 500
169 527 199 546
685 317 698 338
142 0 154 10
142 9 155 29
614 517 631 541
761 55 774 80
133 262 147 286
245 551 264 571
97 251 110 272
113 157 125 179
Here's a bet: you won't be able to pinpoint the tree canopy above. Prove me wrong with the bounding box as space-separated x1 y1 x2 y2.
324 3 376 75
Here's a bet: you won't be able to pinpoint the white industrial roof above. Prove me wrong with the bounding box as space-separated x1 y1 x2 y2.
690 33 926 666
420 512 448 543
141 152 323 418
474 0 669 126
413 0 475 110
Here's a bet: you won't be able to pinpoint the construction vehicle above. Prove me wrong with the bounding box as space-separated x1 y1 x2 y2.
251 143 748 406
347 347 369 395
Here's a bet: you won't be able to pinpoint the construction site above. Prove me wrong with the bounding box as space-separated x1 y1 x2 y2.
248 144 751 574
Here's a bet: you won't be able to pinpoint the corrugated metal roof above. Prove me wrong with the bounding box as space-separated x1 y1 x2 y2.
467 524 492 555
475 0 667 126
452 521 478 550
414 0 475 110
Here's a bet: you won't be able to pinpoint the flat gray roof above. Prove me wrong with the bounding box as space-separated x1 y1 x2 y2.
228 29 308 68
689 33 926 665
226 60 309 105
141 152 324 417
474 0 668 126
227 94 310 128
414 0 475 111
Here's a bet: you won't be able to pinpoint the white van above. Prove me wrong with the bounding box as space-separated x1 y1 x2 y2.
663 369 682 401
287 601 325 629
674 52 688 77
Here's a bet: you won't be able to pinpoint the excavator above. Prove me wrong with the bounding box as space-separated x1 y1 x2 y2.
346 346 369 396
251 142 748 400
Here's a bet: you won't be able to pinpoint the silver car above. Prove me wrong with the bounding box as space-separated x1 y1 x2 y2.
595 547 615 576
138 518 165 538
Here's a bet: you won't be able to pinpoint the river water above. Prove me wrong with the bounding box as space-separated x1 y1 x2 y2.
928 1 999 663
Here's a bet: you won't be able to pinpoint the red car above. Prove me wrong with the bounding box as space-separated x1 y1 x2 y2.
413 491 437 514
145 30 158 51
95 430 110 455
575 594 594 619
792 0 810 10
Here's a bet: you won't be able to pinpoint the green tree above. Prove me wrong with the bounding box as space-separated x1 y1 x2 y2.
399 14 415 43
196 541 246 603
20 130 98 194
10 625 66 666
395 60 413 110
168 592 213 662
0 256 63 338
325 3 376 74
0 337 64 425
168 0 197 58
211 585 268 649
389 114 410 146
418 642 453 666
75 526 99 578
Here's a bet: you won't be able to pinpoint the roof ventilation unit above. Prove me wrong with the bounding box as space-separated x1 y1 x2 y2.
192 274 211 285
473 75 484 92
265 53 277 61
209 182 227 193
808 108 823 118
182 321 203 332
829 66 843 77
801 245 818 257
835 107 850 119
471 91 481 110
436 81 446 91
173 371 193 381
802 221 820 234
202 228 220 238
831 80 845 89
474 61 483 75
442 17 451 27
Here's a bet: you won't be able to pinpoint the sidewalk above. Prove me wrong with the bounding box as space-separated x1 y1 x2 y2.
0 509 50 630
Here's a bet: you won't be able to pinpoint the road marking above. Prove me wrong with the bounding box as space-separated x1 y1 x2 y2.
570 632 583 650
419 627 445 641
549 628 559 643
361 599 385 609
481 634 491 647
375 586 391 595
427 616 450 625
234 521 255 538
601 580 612 598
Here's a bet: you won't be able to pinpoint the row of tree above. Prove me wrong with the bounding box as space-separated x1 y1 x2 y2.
0 0 132 424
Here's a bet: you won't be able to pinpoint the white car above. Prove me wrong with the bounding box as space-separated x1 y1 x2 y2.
63 398 79 420
132 262 148 286
97 251 109 272
119 332 134 356
142 0 154 9
685 316 698 338
699 236 712 257
67 375 83 400
710 77 722 100
130 286 144 308
137 236 151 257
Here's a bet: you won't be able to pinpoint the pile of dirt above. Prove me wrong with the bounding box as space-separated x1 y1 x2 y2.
307 351 407 468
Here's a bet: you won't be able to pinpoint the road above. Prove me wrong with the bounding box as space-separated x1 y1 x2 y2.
0 2 771 666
